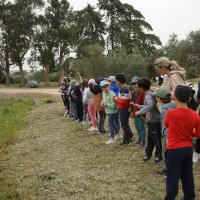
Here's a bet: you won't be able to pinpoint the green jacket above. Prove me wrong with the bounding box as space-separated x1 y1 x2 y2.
102 91 117 114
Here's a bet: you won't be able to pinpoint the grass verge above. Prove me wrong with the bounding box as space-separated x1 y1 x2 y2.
0 93 54 199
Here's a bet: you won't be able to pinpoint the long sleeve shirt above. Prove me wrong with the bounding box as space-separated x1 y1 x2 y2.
164 108 200 149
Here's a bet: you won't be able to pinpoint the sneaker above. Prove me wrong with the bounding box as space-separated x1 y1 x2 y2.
120 140 130 146
114 134 122 140
138 141 146 148
89 127 98 132
143 154 151 162
87 127 93 131
154 156 163 164
105 138 115 144
156 168 167 176
134 139 141 145
193 152 200 163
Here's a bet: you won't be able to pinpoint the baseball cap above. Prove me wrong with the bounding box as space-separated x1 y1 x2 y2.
88 79 96 85
100 80 109 88
130 76 141 84
156 87 171 98
107 76 116 82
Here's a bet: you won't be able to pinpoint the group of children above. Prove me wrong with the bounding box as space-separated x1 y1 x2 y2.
60 73 200 200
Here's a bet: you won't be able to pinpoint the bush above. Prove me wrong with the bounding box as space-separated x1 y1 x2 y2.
49 72 59 82
28 70 44 82
11 75 28 84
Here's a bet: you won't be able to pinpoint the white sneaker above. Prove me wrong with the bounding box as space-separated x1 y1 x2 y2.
87 127 93 131
89 127 98 132
114 134 122 140
193 152 200 163
105 138 115 144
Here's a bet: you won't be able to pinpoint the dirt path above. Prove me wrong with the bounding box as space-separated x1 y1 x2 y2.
0 88 60 96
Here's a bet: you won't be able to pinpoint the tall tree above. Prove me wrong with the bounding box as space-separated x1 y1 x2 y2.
1 0 43 86
45 0 72 80
98 0 123 51
98 0 161 54
73 4 105 57
0 1 13 85
120 3 161 55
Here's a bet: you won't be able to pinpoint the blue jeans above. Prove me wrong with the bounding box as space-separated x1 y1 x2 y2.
134 117 146 142
165 147 195 200
107 113 119 138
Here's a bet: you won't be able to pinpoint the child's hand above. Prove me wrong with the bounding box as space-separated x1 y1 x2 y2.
134 103 140 108
113 96 117 102
135 111 140 116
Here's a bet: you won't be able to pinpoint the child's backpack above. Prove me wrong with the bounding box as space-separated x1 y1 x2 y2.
187 84 198 111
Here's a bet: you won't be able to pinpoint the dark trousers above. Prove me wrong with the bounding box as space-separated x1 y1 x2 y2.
165 147 195 200
98 111 106 132
115 111 120 134
195 138 200 153
145 122 162 158
118 108 133 142
61 95 70 111
76 102 83 122
108 113 118 138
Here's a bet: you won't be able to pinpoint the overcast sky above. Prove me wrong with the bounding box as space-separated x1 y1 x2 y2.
68 0 200 45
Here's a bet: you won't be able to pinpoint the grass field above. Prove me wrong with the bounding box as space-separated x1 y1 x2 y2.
0 94 200 200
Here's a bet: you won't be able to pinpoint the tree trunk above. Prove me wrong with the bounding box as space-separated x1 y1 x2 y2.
58 53 64 84
44 63 50 87
18 63 25 86
5 52 10 86
5 65 10 86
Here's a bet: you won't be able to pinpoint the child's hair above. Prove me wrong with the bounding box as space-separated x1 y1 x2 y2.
137 77 151 90
159 94 171 103
115 73 126 84
174 85 192 103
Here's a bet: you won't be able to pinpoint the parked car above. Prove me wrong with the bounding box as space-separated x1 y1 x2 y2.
29 80 39 88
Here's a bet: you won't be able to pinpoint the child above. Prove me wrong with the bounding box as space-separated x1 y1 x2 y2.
135 78 162 163
164 85 200 200
83 79 98 132
100 80 120 144
155 87 176 176
130 76 146 148
114 73 133 145
59 80 70 116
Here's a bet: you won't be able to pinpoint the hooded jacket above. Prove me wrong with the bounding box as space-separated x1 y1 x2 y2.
166 69 186 95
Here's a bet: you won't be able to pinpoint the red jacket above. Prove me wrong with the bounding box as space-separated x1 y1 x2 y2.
164 108 200 149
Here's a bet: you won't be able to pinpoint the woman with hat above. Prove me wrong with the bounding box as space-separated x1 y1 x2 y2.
154 57 186 95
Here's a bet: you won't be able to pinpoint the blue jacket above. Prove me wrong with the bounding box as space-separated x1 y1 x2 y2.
161 102 176 136
109 82 120 96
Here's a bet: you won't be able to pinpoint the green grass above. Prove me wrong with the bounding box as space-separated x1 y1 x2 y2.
0 97 33 149
0 94 55 199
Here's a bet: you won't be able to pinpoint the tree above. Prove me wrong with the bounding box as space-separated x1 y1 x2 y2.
74 43 105 77
1 0 43 86
0 1 15 85
98 0 161 54
98 0 124 51
45 0 72 80
73 4 105 57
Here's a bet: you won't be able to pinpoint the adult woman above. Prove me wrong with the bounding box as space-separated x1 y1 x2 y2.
154 57 186 95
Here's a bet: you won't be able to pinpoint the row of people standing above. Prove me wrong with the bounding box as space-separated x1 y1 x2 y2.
60 56 200 200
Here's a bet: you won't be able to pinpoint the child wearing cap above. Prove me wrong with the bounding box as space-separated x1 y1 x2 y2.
100 80 119 144
155 87 176 176
135 78 162 163
130 76 146 148
164 85 200 200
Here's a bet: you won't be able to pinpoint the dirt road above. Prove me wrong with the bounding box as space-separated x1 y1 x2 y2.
0 88 60 96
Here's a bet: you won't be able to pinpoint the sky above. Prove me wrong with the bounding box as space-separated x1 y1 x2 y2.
68 0 200 45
